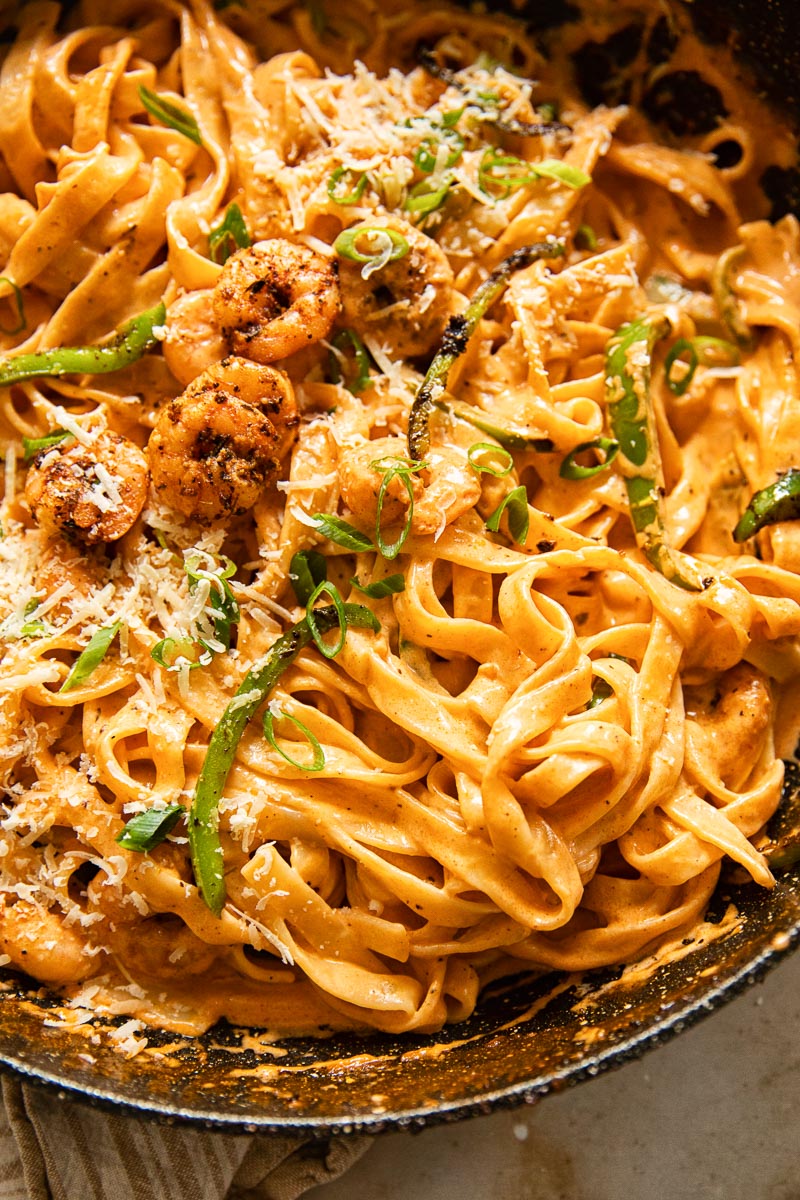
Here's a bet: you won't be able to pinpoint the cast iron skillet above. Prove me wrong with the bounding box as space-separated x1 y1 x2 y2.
1 0 800 1137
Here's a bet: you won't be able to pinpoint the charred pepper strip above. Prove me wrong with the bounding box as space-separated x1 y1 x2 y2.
189 603 380 916
733 469 800 542
0 302 166 386
407 242 564 461
606 315 705 590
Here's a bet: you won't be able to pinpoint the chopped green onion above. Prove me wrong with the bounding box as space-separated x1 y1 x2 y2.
586 653 629 709
138 85 203 146
414 127 464 174
333 225 409 279
0 278 25 336
408 242 564 462
665 336 740 395
350 572 405 598
116 804 186 852
22 429 71 461
441 108 464 127
575 224 598 250
533 160 591 189
478 149 589 198
312 512 375 552
150 636 208 671
733 468 800 542
289 549 328 605
263 708 325 772
711 244 754 350
189 602 379 914
328 328 373 393
306 580 347 658
208 203 251 265
559 437 619 480
185 552 239 653
327 166 368 206
371 456 426 560
467 441 514 476
486 485 529 545
434 401 553 452
405 175 454 216
59 622 121 693
0 302 167 387
19 598 48 638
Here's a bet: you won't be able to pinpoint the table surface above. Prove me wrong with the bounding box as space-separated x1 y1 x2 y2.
307 947 800 1200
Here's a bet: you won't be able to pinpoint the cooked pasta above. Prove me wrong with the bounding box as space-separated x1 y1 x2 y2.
0 0 799 1040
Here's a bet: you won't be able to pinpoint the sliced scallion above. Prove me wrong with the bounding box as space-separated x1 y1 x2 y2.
0 278 25 336
289 549 328 605
327 166 368 205
208 203 251 265
467 441 514 476
59 622 122 693
138 85 203 146
328 328 372 393
263 708 325 772
349 573 405 598
116 804 186 852
560 437 619 480
312 513 375 552
485 484 529 545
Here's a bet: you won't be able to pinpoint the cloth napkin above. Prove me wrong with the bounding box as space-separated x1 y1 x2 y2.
0 1077 371 1200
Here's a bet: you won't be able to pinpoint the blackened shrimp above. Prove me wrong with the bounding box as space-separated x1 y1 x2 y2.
213 240 341 363
162 289 227 387
25 429 148 544
148 356 299 521
337 218 454 358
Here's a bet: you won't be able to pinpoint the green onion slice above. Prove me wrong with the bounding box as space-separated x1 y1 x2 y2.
333 226 409 278
328 328 373 393
371 456 426 560
414 127 464 174
478 149 589 198
665 336 741 396
116 804 186 852
559 437 619 480
405 175 454 216
289 549 328 605
575 224 599 251
151 636 209 671
22 429 71 462
327 166 368 205
312 512 375 552
0 278 25 336
733 468 800 542
467 441 514 476
138 85 203 145
189 602 379 915
208 203 251 265
350 572 405 598
486 484 529 545
306 580 348 658
263 707 326 772
59 621 122 693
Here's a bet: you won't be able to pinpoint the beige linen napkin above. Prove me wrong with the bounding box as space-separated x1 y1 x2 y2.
0 1077 371 1200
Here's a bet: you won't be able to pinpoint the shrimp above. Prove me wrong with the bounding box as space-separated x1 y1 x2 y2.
0 898 97 983
338 435 480 537
337 218 455 358
213 240 341 363
25 428 148 545
162 289 227 388
148 355 299 521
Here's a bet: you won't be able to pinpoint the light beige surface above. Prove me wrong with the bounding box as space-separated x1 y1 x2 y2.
308 948 800 1200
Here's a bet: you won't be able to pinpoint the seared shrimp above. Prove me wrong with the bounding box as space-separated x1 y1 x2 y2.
337 218 454 358
213 240 341 363
148 356 299 521
162 289 227 387
338 436 480 537
25 429 148 544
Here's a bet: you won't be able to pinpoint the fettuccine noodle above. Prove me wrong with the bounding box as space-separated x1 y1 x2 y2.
0 0 798 1041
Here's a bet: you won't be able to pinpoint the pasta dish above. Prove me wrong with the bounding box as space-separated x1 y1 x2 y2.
0 0 799 1044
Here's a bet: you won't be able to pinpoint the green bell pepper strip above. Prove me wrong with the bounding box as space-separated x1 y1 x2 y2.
733 468 800 542
0 302 166 387
407 242 564 462
188 603 380 916
605 316 705 591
